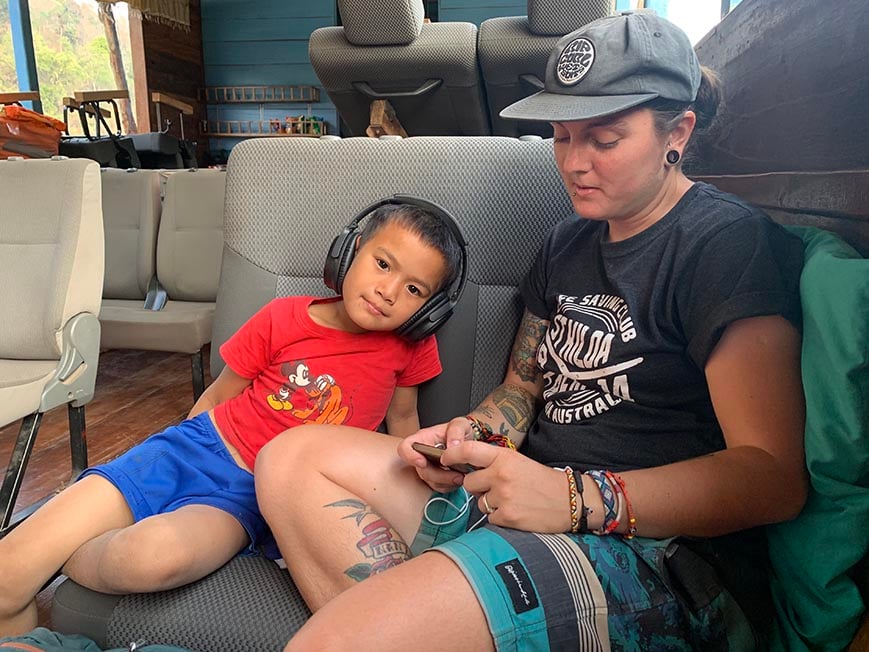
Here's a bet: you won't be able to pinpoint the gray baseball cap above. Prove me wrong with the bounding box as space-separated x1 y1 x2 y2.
501 11 701 122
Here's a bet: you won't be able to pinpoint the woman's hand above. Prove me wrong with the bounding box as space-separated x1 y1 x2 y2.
397 418 475 493
440 442 572 533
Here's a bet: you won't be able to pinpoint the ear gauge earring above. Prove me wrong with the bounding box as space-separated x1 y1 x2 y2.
666 150 681 165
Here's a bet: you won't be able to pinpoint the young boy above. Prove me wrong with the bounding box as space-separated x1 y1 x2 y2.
0 202 463 636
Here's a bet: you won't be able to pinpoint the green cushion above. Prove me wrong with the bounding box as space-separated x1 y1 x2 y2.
767 226 869 651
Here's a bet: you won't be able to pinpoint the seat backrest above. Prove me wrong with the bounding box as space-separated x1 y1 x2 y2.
212 136 571 423
156 169 226 302
309 0 490 137
478 0 613 137
100 168 161 301
0 157 103 360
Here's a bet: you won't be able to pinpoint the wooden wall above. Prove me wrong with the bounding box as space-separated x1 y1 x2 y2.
136 0 206 160
199 0 337 160
438 0 524 24
692 0 869 255
693 0 869 175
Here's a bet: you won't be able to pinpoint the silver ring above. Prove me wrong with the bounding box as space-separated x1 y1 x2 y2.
482 493 496 515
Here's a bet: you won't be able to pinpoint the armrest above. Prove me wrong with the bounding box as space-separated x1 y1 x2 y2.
73 90 130 103
63 97 111 119
0 91 40 104
40 312 101 411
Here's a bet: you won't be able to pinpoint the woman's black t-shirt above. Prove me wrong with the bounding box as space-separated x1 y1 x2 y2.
519 182 803 472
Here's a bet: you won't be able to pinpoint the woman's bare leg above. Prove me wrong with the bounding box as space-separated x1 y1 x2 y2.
285 551 494 652
256 426 434 610
0 475 133 635
63 504 249 593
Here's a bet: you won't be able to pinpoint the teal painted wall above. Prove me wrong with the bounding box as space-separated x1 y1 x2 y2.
438 0 525 24
200 0 337 158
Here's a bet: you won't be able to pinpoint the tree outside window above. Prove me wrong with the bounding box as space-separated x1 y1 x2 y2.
1 0 136 134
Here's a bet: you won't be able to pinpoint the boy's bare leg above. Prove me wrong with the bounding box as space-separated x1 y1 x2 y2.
285 551 494 652
256 426 434 610
0 475 134 636
63 504 248 594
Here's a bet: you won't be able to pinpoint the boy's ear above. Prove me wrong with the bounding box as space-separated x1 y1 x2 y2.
354 234 362 252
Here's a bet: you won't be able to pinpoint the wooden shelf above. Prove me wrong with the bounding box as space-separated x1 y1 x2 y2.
202 117 327 138
202 132 320 139
201 85 326 144
202 85 320 104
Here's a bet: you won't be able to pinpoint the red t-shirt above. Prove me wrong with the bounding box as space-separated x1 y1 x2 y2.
213 296 442 468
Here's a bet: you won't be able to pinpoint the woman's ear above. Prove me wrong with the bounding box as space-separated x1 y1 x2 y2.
669 110 697 151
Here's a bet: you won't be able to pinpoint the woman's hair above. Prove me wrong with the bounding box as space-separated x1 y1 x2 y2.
645 66 722 165
358 203 463 293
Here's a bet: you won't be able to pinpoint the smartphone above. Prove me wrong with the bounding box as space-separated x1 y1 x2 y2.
411 442 478 474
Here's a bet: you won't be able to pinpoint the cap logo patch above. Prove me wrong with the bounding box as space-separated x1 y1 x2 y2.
556 38 595 86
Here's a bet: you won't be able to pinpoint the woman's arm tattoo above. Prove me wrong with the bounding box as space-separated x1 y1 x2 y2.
491 383 536 433
469 312 547 439
510 311 548 383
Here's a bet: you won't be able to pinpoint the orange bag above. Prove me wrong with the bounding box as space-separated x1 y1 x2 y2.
0 105 66 159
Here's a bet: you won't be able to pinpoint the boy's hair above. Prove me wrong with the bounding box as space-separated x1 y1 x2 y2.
357 203 462 293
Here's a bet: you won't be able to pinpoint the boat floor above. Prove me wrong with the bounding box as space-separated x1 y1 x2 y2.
0 347 212 628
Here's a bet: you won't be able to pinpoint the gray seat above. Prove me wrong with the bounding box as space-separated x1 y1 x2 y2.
129 133 184 169
97 168 162 343
309 0 490 136
98 169 226 400
478 0 613 137
51 134 570 650
0 157 103 534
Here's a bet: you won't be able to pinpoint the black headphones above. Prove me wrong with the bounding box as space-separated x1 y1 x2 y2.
323 195 468 341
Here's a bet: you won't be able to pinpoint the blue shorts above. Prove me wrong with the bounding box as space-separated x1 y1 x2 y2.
412 489 758 651
81 412 272 555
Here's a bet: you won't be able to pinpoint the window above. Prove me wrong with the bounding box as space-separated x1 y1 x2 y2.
615 0 744 44
0 3 17 92
26 0 137 132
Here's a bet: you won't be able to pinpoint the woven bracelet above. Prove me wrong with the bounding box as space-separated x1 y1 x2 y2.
586 470 619 535
563 466 580 533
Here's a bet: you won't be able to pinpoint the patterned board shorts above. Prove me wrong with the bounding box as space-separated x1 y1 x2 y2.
412 489 759 651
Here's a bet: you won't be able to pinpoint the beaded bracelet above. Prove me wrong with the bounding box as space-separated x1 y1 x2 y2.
465 416 516 450
465 415 488 441
563 467 579 533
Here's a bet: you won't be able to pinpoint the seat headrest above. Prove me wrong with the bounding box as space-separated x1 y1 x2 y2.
527 0 614 36
338 0 425 46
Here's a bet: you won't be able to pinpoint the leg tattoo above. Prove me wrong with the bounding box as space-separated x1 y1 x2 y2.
326 499 410 582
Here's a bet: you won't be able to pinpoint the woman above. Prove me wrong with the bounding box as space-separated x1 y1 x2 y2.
255 11 806 651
